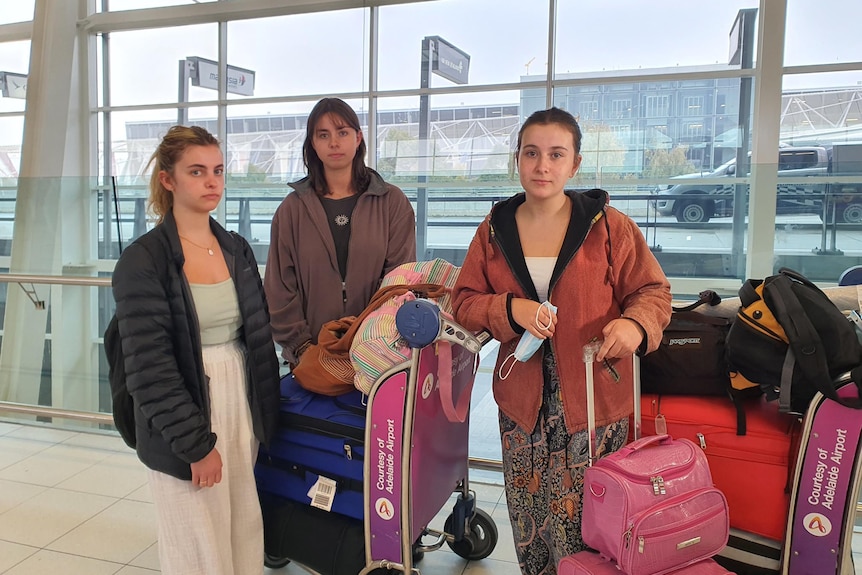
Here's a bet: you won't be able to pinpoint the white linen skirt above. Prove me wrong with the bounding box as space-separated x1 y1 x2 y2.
148 340 263 575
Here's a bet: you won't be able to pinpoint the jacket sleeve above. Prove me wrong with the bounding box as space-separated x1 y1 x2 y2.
452 222 520 343
608 210 672 353
264 199 313 363
383 185 417 275
112 243 215 464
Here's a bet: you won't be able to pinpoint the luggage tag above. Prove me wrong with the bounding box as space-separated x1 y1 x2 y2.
307 475 337 512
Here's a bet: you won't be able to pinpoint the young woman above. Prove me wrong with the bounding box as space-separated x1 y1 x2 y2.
452 107 672 575
265 97 416 367
112 125 280 575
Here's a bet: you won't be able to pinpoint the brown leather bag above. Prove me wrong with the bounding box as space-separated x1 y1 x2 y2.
292 282 447 396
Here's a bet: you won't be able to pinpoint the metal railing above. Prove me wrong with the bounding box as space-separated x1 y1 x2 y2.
0 273 113 425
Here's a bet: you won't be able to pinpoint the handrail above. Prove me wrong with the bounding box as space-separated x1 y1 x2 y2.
0 274 112 425
0 273 111 287
0 401 114 425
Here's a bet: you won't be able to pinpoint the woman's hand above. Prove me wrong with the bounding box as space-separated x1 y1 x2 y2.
511 298 557 339
596 318 644 362
190 447 223 488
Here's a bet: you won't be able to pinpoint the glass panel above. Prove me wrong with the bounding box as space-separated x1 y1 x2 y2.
378 0 548 90
777 72 862 282
0 40 30 113
550 76 751 279
104 0 215 10
556 0 758 75
227 9 368 99
0 276 115 432
108 24 218 107
0 1 34 24
0 116 24 178
103 107 217 250
785 0 862 66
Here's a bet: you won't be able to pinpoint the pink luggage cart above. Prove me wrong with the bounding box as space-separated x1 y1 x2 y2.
357 298 499 574
262 299 499 574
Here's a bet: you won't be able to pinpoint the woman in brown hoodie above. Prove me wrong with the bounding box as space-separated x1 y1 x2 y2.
453 107 671 575
264 98 416 368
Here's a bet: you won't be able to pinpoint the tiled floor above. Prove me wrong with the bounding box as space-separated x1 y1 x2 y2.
0 418 520 575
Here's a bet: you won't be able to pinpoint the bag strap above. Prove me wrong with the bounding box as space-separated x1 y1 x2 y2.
766 274 862 409
436 341 474 423
672 289 721 312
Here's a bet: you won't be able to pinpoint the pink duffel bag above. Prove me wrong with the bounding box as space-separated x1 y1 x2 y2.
581 434 729 575
559 550 735 575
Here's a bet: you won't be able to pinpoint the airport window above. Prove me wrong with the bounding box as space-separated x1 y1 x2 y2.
103 0 215 10
0 1 34 24
227 10 367 99
556 0 757 73
108 24 218 107
378 0 547 91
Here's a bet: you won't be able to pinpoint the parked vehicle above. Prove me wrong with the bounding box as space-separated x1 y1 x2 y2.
650 146 849 223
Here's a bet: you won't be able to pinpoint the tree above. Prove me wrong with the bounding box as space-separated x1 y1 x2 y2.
644 146 696 178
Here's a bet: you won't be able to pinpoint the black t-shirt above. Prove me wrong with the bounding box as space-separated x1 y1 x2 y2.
319 194 360 280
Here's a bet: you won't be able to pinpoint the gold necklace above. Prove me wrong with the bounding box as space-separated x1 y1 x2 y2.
179 234 216 256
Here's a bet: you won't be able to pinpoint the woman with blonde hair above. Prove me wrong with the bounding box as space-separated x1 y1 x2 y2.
112 125 280 574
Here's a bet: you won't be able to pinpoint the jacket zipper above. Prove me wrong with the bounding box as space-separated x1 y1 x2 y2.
547 216 599 359
342 281 348 314
181 273 212 432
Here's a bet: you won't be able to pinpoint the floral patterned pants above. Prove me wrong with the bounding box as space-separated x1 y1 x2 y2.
499 350 628 575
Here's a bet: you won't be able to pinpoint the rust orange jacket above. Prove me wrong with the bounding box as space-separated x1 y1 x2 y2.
452 189 672 434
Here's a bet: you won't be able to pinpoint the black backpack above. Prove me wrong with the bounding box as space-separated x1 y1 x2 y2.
726 267 862 414
104 314 136 449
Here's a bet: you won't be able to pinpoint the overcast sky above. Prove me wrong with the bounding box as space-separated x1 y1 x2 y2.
1 0 861 144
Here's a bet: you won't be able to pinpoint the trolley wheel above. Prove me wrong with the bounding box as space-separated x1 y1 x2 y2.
444 508 498 560
264 553 290 569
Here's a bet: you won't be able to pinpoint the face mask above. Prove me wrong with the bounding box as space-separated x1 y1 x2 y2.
499 301 558 380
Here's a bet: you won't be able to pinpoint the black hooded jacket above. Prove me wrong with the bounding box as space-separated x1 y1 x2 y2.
112 211 280 480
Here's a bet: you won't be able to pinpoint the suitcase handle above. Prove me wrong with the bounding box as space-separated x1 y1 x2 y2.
584 341 641 466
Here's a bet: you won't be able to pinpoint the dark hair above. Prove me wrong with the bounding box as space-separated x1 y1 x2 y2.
303 98 370 196
146 125 220 223
515 107 583 157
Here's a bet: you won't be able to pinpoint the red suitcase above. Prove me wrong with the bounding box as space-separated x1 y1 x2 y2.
558 550 735 574
636 393 801 542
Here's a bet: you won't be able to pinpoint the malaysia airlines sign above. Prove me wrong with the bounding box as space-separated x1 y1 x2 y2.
187 57 255 97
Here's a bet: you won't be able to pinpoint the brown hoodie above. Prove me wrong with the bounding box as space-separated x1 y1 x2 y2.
452 189 671 434
265 170 416 363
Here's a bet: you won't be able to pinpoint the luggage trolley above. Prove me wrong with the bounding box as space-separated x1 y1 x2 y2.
258 299 499 574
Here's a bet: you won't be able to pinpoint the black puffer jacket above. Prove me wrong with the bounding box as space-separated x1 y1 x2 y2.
112 210 280 480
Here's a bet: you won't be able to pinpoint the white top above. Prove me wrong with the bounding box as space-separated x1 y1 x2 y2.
525 257 556 302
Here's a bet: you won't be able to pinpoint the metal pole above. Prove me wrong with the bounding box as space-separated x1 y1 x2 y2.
178 59 189 126
417 37 433 259
731 9 757 279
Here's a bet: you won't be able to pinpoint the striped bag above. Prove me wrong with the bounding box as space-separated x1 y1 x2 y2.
351 259 460 394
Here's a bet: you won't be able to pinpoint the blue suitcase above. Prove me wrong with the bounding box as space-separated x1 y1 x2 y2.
256 374 367 521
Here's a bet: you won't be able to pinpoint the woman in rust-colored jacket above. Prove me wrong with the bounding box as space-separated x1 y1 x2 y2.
453 107 671 575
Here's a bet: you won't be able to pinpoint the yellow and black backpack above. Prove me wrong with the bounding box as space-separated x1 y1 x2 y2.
726 267 862 415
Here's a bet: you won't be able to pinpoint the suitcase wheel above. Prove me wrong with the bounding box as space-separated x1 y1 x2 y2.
264 553 290 570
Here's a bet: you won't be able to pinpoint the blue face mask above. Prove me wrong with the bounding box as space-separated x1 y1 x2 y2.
499 301 558 380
